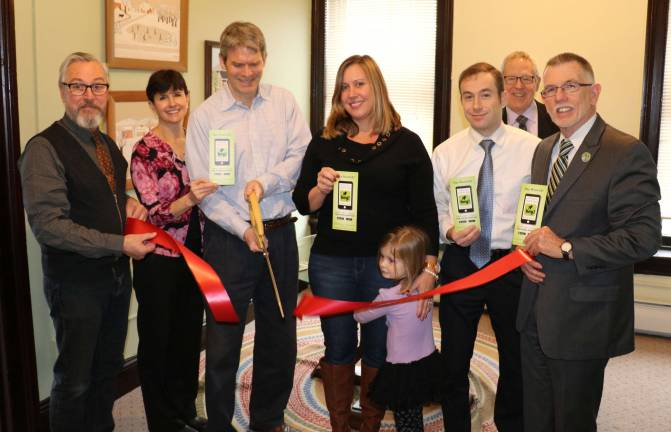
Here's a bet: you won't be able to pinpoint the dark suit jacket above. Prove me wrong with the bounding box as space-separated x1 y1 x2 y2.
503 100 559 139
516 115 661 360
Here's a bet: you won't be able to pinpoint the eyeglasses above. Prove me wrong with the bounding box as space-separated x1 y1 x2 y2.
541 81 593 98
60 82 110 96
504 75 537 85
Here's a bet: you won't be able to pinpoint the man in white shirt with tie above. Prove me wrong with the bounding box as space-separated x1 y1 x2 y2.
432 62 539 432
501 51 558 139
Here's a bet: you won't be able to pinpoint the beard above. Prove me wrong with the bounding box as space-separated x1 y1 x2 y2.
67 103 105 129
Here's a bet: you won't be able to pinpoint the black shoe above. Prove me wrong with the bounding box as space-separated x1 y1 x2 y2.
177 425 198 432
185 416 208 432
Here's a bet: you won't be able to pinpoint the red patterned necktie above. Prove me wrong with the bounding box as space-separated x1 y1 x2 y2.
92 131 116 194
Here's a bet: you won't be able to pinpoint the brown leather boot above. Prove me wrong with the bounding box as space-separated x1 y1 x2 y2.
320 359 355 432
359 364 386 432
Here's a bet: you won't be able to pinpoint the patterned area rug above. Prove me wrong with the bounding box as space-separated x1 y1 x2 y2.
201 317 500 431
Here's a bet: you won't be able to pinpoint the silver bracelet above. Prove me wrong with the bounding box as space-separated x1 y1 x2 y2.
422 267 439 281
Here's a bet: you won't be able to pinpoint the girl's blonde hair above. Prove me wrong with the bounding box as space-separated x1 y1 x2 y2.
322 54 401 139
379 226 428 290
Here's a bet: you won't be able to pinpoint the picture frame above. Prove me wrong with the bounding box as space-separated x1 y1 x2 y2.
106 91 158 189
105 0 189 71
205 40 227 98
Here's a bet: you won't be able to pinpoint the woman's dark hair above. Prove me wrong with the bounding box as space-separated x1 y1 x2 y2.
146 69 189 102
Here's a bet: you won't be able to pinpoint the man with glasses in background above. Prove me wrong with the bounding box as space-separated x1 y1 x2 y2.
501 51 558 138
19 52 155 432
517 52 661 431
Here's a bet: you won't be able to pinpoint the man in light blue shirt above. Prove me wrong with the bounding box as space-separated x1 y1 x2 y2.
186 21 310 432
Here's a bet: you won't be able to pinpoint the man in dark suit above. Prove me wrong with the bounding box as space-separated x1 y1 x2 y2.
518 52 661 432
501 51 559 138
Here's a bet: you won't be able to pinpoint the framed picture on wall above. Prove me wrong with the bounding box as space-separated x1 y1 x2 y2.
106 91 158 189
105 0 189 71
205 40 227 98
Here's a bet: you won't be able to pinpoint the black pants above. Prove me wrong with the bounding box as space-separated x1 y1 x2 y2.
439 245 523 432
133 253 204 431
521 309 608 432
44 265 131 432
203 219 298 432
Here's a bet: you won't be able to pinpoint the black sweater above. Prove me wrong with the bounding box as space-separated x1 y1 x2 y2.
293 127 438 257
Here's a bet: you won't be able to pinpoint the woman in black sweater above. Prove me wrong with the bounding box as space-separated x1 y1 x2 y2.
292 54 438 432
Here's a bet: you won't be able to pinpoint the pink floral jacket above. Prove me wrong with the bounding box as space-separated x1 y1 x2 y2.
130 130 203 257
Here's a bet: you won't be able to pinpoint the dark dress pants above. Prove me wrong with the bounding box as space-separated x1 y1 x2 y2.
44 262 131 432
133 253 204 431
439 245 523 432
203 219 298 432
521 308 608 432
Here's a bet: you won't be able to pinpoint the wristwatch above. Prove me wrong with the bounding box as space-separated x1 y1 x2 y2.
560 241 573 260
423 261 441 281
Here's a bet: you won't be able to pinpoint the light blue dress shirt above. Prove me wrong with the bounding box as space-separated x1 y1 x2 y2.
186 82 311 240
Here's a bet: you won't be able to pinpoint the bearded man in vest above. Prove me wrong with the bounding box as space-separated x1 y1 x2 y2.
20 52 155 432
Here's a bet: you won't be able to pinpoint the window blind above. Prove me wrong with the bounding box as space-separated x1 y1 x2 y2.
324 0 437 153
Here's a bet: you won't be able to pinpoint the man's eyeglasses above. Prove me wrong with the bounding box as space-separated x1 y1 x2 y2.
504 75 537 85
60 82 110 96
541 81 593 98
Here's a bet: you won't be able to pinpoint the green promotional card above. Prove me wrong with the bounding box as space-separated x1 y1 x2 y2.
332 171 358 232
512 183 548 247
449 176 480 231
208 130 236 185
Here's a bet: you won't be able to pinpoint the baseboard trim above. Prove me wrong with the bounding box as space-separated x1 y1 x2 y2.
634 301 671 337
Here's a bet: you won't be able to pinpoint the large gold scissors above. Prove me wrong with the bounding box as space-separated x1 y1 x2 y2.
248 191 285 318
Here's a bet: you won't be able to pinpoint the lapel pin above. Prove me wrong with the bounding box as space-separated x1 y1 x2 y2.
581 152 591 163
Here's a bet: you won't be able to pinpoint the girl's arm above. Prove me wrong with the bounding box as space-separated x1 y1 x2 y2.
353 289 393 323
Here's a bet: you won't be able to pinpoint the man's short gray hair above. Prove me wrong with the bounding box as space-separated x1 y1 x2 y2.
58 52 109 85
501 51 539 77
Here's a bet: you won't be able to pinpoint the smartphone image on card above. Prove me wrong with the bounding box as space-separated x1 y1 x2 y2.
521 193 541 224
337 181 353 210
214 138 230 166
456 185 474 213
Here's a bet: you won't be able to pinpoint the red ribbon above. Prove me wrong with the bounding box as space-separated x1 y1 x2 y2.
294 248 532 318
125 217 239 323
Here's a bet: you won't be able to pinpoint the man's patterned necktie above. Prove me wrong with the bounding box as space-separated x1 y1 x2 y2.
469 139 495 268
92 131 116 194
547 138 573 202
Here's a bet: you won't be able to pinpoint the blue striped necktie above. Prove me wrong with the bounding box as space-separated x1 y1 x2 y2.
469 139 494 268
547 138 574 202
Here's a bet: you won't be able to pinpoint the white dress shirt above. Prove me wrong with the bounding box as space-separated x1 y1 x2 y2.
546 114 598 180
186 82 311 240
505 101 539 137
432 123 540 248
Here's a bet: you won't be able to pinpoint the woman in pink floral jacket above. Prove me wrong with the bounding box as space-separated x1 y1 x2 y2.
130 70 217 432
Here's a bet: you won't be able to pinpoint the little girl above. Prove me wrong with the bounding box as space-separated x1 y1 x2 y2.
354 226 445 431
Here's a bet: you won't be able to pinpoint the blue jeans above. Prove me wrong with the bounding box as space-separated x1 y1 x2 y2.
308 252 395 368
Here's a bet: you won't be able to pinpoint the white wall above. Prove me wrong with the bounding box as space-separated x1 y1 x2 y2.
15 0 311 399
450 0 648 138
